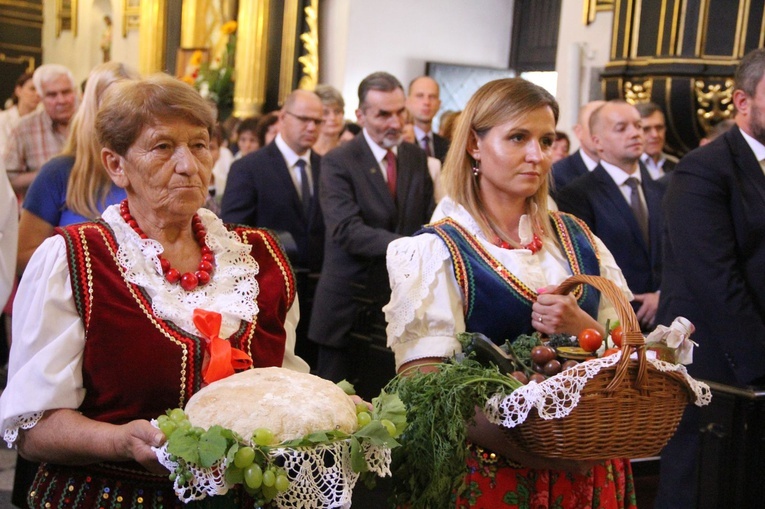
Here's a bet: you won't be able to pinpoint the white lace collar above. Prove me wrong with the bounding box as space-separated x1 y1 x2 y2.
102 205 259 338
435 197 537 246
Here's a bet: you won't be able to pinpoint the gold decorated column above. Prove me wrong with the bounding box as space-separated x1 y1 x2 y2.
233 0 270 118
181 0 211 48
138 0 167 75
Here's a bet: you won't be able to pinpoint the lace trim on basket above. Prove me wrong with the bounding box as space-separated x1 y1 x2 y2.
4 411 43 447
484 352 712 429
385 238 451 343
153 426 392 507
102 206 259 336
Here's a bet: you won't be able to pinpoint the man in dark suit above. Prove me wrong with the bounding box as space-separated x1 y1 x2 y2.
557 100 664 330
635 101 678 179
653 48 765 509
221 89 325 367
310 72 435 387
551 100 605 193
406 76 449 162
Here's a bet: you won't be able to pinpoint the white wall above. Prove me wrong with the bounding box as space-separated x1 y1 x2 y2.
42 0 141 87
323 0 514 114
554 0 613 148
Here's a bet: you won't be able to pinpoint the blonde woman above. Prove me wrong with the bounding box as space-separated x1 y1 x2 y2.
17 62 139 272
384 78 636 508
311 84 345 155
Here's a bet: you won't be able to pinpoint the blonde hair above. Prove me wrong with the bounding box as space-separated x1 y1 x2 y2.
65 62 139 219
441 78 559 244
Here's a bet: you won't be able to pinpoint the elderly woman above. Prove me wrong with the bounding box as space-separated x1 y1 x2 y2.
0 74 308 508
384 78 636 508
311 84 345 155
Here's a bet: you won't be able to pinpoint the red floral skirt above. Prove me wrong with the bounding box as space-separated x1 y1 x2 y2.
455 446 637 509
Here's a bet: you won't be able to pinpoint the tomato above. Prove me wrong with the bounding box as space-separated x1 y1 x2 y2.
603 347 621 357
578 328 603 352
610 325 624 347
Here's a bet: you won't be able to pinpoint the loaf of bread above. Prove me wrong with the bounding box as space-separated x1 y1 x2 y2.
184 367 358 441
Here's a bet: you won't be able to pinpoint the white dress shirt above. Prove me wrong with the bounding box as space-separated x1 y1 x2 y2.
275 133 314 198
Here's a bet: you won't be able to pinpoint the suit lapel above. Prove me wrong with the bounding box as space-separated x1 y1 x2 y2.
593 165 648 250
268 144 305 218
357 135 396 214
730 127 765 203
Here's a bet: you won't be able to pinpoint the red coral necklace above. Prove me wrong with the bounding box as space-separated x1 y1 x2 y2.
120 199 215 291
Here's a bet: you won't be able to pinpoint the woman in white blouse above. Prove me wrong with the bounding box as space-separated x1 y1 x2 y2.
383 78 637 508
0 74 308 508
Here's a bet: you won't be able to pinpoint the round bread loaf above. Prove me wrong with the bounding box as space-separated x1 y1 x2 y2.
184 367 358 442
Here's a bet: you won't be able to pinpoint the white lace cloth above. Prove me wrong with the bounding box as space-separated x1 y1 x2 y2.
484 351 712 428
153 432 392 508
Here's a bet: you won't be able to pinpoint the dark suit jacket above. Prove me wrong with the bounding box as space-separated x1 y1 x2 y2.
309 133 435 348
551 150 589 195
432 132 450 163
220 141 324 272
658 126 765 385
556 163 665 299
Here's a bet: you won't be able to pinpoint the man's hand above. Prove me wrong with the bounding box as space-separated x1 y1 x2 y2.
633 292 660 328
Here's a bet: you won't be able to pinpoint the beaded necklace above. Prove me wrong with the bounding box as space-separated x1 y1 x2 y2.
120 199 215 291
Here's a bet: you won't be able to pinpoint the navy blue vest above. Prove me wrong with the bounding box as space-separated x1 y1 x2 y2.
418 212 601 345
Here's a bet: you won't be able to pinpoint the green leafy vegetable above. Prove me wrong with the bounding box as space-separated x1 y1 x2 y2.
385 352 522 508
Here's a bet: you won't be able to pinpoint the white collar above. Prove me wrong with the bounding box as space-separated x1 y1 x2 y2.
600 159 641 186
275 133 311 169
739 128 765 163
413 125 431 143
363 128 398 162
578 148 599 170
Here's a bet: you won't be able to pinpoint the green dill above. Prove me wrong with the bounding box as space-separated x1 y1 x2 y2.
384 353 522 508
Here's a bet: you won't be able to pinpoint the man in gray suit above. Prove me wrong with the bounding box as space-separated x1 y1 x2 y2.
309 72 435 389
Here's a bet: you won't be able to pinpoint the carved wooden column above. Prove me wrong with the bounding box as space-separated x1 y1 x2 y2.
601 0 763 155
233 0 270 118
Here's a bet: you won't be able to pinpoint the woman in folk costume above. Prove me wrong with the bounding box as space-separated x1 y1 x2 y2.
0 74 308 508
384 78 637 508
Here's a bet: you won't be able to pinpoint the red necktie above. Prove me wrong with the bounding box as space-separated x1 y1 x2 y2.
385 150 397 198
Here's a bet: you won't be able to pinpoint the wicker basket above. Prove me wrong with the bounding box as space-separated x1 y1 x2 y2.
502 274 697 460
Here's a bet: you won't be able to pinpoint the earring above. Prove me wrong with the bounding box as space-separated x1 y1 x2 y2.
472 163 480 177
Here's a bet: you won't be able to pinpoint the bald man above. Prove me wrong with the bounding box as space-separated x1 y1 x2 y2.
550 100 605 193
557 100 666 331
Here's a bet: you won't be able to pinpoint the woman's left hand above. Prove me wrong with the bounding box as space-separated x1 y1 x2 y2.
531 286 603 337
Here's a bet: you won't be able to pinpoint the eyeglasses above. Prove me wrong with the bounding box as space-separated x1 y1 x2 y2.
285 111 324 127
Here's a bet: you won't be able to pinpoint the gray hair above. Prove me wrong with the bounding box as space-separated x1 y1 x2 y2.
634 101 664 119
735 48 765 98
33 64 75 96
314 84 345 110
357 72 403 110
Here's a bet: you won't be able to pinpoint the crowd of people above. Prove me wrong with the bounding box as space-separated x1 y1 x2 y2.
0 45 763 508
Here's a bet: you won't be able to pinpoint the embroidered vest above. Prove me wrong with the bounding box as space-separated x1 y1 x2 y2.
56 221 295 424
418 212 600 345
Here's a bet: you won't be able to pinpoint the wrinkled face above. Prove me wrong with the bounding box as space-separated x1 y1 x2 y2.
406 77 441 126
641 110 667 158
321 102 345 138
237 131 259 156
470 106 556 204
15 78 40 111
280 93 323 154
592 103 644 169
40 74 76 124
357 88 406 148
114 119 213 220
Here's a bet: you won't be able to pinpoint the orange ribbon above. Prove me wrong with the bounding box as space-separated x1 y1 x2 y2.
194 308 253 385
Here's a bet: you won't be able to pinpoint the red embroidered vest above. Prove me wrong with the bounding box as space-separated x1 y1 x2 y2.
56 221 295 425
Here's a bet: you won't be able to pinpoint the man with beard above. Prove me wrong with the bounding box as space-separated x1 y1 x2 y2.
654 47 765 509
406 76 449 162
4 64 77 198
557 100 665 331
221 89 325 368
309 72 434 388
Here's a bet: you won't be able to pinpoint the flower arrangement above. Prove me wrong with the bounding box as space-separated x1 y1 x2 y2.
181 20 237 120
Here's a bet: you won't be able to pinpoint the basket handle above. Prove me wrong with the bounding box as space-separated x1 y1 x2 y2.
550 274 648 392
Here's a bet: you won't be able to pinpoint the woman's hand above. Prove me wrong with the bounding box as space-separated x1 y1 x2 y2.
531 287 604 337
114 420 169 475
467 407 597 475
